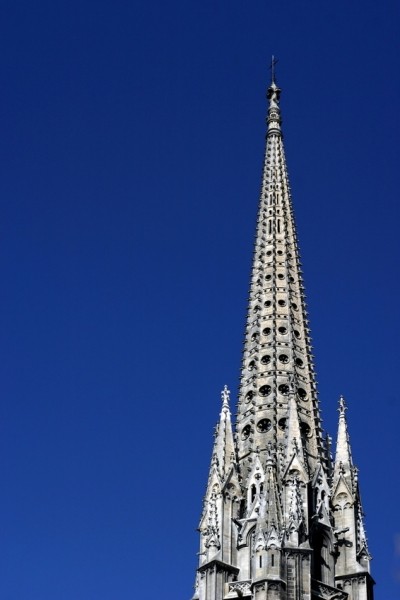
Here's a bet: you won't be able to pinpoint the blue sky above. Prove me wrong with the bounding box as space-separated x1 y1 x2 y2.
0 1 399 598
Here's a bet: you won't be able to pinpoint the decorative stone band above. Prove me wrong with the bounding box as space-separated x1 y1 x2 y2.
225 580 252 598
311 579 348 600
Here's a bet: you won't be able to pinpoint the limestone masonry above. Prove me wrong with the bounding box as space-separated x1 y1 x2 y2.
191 76 374 600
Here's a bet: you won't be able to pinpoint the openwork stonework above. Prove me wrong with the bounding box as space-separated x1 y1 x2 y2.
190 73 374 600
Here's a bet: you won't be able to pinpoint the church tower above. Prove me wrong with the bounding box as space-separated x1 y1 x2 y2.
191 71 375 600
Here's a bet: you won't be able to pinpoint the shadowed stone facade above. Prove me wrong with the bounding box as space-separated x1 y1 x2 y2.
191 76 374 600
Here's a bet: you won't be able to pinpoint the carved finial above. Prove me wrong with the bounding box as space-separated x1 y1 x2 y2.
221 385 230 409
267 55 281 116
339 395 347 416
266 58 282 136
267 80 280 108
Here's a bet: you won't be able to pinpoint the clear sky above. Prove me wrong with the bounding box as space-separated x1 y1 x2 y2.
0 1 399 599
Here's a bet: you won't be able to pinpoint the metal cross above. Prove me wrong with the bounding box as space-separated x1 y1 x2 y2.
270 55 279 84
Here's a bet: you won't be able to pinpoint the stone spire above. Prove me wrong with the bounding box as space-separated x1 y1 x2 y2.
332 396 372 593
237 74 323 483
193 387 241 599
191 69 374 600
285 383 305 463
331 395 374 595
333 395 353 486
213 385 236 480
201 386 238 507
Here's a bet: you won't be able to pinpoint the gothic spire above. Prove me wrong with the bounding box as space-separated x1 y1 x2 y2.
194 387 241 597
333 395 353 485
264 450 282 531
212 385 236 480
192 71 374 600
285 384 304 463
331 396 373 585
236 75 323 483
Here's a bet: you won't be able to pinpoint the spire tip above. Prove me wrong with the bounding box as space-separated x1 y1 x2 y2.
221 385 230 409
266 57 281 133
270 55 278 85
338 395 347 416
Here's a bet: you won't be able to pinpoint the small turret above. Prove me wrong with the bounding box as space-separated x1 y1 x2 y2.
331 397 374 599
285 384 306 467
193 387 241 600
333 396 354 488
213 385 237 481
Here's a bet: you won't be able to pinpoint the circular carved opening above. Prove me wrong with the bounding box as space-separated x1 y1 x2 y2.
251 332 259 342
261 355 271 365
292 302 298 310
278 384 290 395
266 250 272 256
277 273 284 280
248 360 256 371
264 300 272 308
297 387 307 400
300 422 311 437
289 276 295 283
294 329 301 339
242 425 251 440
279 354 289 364
245 390 255 403
278 326 287 335
295 357 304 367
277 250 283 256
278 417 287 430
265 274 272 281
259 385 272 397
262 327 271 336
257 418 272 433
278 300 286 307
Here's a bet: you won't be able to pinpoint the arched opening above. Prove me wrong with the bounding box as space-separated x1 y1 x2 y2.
251 484 256 503
311 528 333 584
